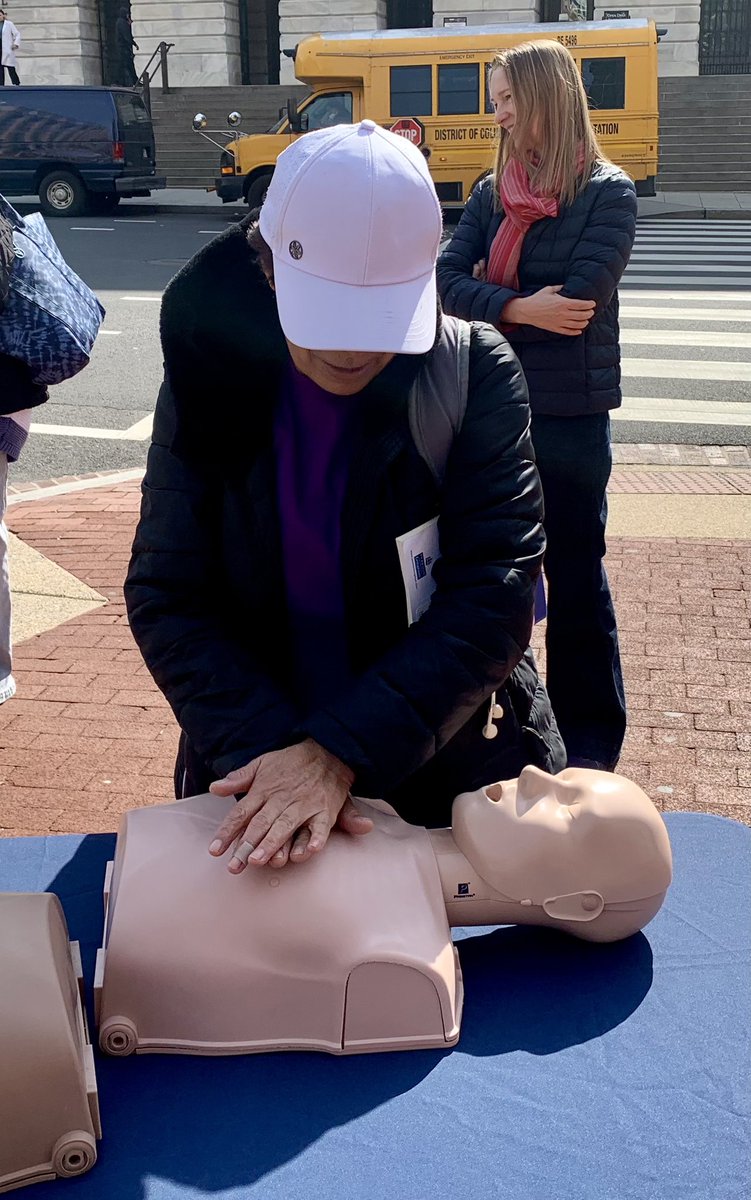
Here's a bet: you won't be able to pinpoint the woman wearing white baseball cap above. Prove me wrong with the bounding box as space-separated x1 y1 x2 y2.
126 120 564 872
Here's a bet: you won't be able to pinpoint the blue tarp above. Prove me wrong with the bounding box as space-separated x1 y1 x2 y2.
1 812 749 1200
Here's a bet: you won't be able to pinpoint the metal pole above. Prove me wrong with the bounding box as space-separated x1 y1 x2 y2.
160 42 172 93
141 71 151 115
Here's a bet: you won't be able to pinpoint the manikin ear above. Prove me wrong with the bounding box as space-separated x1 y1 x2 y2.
542 892 605 922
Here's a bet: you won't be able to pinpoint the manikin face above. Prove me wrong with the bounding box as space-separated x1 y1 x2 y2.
452 766 672 908
286 342 395 396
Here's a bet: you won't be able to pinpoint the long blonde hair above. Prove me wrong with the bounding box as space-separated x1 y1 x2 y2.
489 40 607 208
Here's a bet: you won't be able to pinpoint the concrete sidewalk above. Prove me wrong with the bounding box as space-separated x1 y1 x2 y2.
637 189 751 219
0 460 749 838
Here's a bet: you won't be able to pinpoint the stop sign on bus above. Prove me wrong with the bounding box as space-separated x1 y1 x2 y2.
390 117 425 147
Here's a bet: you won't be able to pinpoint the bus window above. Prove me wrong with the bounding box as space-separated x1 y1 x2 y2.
302 92 353 130
438 63 480 115
483 63 494 114
390 65 432 117
581 57 626 110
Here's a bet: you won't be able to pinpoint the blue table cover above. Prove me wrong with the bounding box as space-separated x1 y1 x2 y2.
1 813 749 1200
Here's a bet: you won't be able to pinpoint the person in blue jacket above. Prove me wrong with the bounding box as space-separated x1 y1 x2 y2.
438 39 637 772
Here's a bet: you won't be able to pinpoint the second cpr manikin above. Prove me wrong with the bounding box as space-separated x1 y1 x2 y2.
97 767 672 1057
0 894 101 1194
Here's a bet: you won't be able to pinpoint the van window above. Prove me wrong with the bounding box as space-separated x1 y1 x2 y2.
390 65 432 117
114 92 151 126
303 92 353 131
438 64 479 116
0 88 109 126
581 58 626 110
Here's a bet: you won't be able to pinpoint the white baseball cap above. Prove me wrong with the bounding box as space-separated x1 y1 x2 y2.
259 120 443 355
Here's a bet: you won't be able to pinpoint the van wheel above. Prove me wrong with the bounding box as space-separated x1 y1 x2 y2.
90 193 121 215
38 171 88 217
245 171 273 211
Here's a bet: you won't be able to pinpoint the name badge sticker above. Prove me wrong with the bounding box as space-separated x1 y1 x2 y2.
396 517 440 625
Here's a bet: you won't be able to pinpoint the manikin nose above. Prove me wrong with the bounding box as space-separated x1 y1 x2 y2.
518 765 550 791
517 765 572 808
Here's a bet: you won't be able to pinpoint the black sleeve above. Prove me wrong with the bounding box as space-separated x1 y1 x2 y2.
437 179 519 327
558 173 637 314
508 172 637 345
301 325 544 796
124 379 300 782
0 353 48 414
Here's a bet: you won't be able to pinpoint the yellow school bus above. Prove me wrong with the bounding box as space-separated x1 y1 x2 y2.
210 19 659 210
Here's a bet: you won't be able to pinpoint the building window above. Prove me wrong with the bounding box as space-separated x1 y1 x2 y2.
581 57 626 110
390 65 432 117
438 63 480 115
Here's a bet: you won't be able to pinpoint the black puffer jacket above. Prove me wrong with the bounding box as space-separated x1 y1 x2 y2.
125 218 565 827
437 163 637 416
0 354 48 414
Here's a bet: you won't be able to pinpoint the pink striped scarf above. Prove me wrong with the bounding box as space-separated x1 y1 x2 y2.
486 156 559 291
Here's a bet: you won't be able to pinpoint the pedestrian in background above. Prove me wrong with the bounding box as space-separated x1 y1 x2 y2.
0 211 49 703
115 6 139 88
438 39 637 772
0 9 21 86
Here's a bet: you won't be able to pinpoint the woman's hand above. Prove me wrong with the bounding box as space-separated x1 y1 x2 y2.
502 286 596 335
207 739 373 873
472 259 487 282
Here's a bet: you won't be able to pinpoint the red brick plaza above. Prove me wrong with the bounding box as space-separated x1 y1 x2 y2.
1 470 749 837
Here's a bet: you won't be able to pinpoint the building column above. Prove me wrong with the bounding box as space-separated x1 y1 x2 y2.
593 5 699 76
279 0 387 83
130 0 242 86
9 0 103 84
433 0 540 27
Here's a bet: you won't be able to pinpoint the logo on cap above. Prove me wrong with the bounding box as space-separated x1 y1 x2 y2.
288 240 303 261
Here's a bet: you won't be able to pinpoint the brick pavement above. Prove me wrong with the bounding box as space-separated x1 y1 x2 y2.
0 475 749 838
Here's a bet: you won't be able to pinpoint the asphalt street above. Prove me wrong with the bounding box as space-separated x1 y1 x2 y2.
13 211 244 483
9 211 751 484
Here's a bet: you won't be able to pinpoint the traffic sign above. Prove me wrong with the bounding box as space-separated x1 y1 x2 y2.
390 117 425 147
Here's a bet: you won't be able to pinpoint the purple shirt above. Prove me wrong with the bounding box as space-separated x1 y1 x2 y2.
273 361 357 711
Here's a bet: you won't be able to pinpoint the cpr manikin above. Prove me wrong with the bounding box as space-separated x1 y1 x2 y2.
97 767 672 1058
0 894 101 1194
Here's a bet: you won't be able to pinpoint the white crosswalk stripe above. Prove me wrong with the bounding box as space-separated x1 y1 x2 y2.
614 220 751 433
28 221 751 445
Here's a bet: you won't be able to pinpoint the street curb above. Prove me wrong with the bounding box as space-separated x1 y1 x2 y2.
8 469 145 505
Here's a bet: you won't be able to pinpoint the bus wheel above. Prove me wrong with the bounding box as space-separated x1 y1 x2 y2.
245 171 273 210
38 171 88 218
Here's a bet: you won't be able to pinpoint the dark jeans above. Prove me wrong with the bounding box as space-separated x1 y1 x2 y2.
0 66 20 85
531 411 626 770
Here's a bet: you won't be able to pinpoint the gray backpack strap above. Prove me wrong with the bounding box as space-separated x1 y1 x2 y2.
408 314 471 489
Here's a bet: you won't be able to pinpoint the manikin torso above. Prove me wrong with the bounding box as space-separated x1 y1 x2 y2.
97 768 672 1057
0 894 100 1192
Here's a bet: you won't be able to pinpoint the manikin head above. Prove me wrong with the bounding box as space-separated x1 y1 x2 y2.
452 766 673 941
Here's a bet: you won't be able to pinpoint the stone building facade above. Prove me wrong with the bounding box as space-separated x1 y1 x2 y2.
3 0 729 87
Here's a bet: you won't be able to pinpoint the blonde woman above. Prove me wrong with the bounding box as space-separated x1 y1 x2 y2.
438 39 637 773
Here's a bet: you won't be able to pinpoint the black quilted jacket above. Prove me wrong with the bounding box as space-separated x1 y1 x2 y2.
124 217 564 826
437 163 637 416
